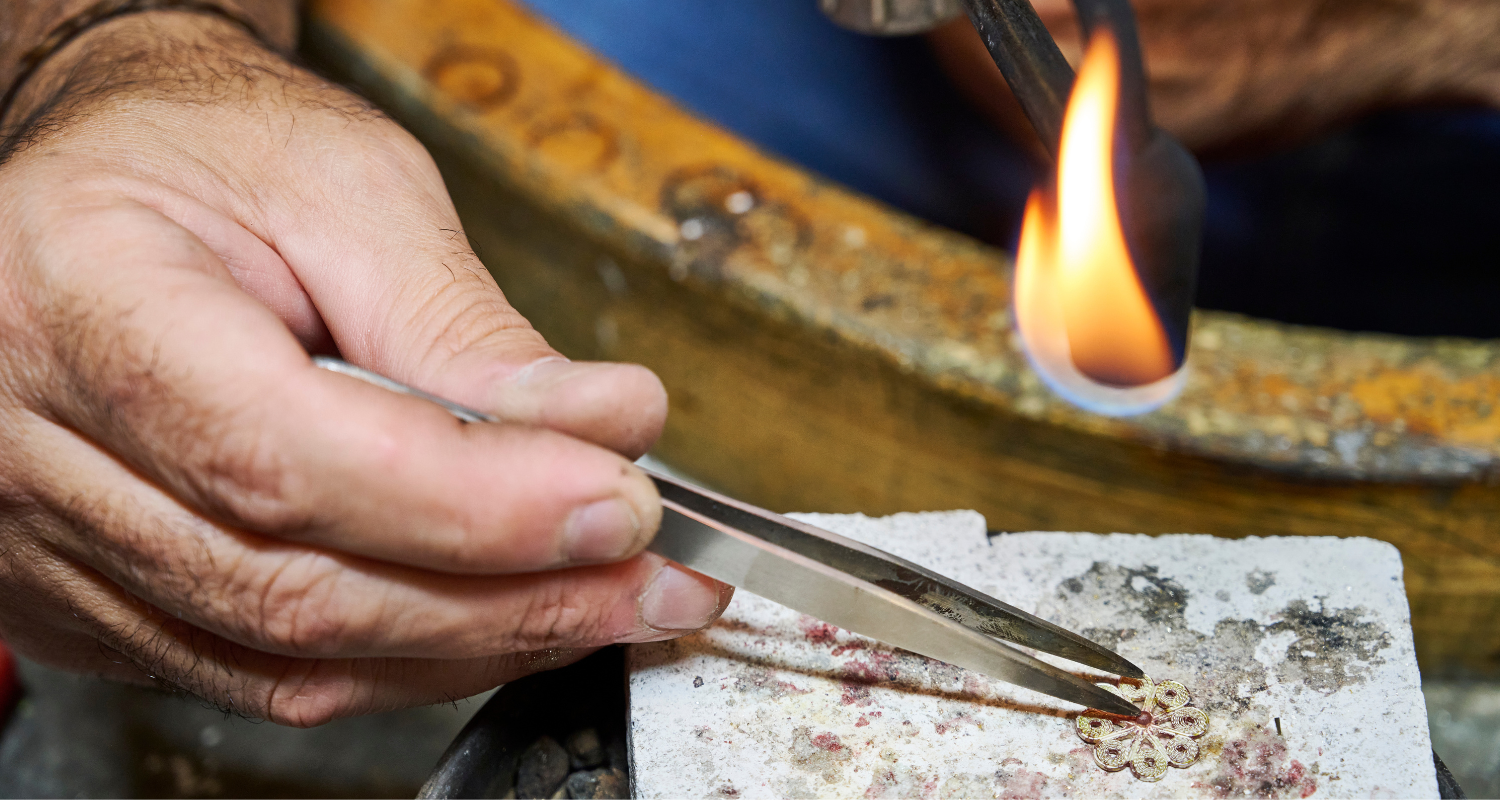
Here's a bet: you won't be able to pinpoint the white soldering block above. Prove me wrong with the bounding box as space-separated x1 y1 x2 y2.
628 511 1435 798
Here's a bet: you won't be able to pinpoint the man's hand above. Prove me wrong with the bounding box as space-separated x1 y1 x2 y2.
0 8 730 725
931 0 1500 154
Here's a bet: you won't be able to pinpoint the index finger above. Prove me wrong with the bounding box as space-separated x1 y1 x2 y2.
33 202 660 574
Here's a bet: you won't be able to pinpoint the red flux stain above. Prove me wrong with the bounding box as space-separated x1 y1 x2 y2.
799 616 839 644
934 712 980 736
961 672 991 697
843 650 901 683
1288 761 1318 798
864 770 897 799
1216 730 1318 798
840 682 872 706
811 732 844 752
999 769 1049 800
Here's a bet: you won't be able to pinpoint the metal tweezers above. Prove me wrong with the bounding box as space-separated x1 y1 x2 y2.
316 357 1144 717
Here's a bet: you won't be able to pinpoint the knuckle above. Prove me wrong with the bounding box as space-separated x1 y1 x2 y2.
316 121 440 196
403 278 541 380
509 581 612 651
268 696 345 728
373 123 440 175
350 115 427 159
261 664 366 728
190 419 307 532
416 268 526 338
246 555 363 657
357 427 428 500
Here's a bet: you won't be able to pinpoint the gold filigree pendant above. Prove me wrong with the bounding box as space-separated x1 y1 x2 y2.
1076 677 1210 782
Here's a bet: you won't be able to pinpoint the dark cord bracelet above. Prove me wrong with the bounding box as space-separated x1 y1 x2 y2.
0 0 271 129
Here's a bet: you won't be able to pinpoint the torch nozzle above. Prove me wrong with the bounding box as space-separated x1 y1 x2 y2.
961 0 1204 369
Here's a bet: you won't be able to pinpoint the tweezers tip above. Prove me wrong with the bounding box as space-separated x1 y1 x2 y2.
1099 696 1145 718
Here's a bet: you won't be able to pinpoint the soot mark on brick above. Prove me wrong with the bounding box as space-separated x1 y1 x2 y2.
1046 562 1265 718
1056 562 1190 649
731 667 810 702
1039 562 1394 716
1247 569 1277 595
1270 600 1392 694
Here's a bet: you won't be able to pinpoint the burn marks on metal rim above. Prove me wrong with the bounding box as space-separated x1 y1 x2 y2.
661 166 811 284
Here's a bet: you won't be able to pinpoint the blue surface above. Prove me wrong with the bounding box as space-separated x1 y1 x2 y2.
521 0 1038 243
522 1 1500 337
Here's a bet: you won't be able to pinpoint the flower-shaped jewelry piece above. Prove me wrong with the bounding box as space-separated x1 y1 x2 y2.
1075 677 1210 782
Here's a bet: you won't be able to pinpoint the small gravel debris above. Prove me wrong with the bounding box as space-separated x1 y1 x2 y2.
564 728 605 770
515 736 569 799
605 737 627 773
512 730 628 799
565 768 627 799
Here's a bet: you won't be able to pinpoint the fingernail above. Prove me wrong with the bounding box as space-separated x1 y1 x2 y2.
563 498 641 562
489 360 640 422
641 564 723 631
508 357 574 387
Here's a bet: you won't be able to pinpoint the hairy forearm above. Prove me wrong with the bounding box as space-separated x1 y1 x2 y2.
935 0 1500 154
0 0 301 106
1414 0 1500 106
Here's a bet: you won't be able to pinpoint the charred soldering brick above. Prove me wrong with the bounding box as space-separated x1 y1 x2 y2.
629 512 1434 798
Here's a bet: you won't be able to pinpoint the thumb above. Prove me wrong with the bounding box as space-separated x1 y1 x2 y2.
432 345 670 461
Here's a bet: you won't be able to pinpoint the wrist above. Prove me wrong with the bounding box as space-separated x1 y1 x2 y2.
1442 1 1500 107
1 1 299 131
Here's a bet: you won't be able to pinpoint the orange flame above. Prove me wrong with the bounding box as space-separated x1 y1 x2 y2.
1014 29 1180 411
